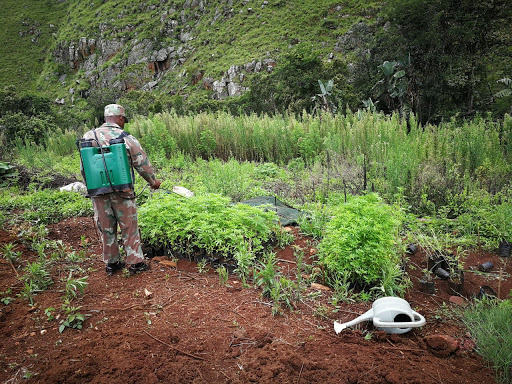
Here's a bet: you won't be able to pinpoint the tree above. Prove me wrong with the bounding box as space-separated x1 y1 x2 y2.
380 0 512 122
245 44 350 115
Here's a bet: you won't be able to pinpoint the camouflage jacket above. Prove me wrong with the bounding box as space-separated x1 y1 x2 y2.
83 123 158 194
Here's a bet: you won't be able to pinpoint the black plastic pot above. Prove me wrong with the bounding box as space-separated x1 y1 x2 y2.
448 269 465 294
406 244 418 254
434 267 450 279
428 253 448 272
420 279 435 294
477 285 497 300
478 261 494 272
498 241 511 257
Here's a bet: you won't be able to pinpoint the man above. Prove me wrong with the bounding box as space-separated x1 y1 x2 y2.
82 104 161 276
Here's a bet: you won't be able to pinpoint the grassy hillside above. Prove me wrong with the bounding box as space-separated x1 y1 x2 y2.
1 0 509 124
3 0 381 99
0 0 67 93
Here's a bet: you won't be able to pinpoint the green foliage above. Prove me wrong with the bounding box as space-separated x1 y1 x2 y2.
126 110 512 212
495 78 512 99
0 86 59 153
254 252 280 298
0 1 67 93
1 289 14 306
298 204 331 239
244 44 349 115
138 193 279 261
22 261 53 292
136 118 177 159
380 0 512 122
463 298 512 384
59 302 87 333
216 265 229 286
254 251 297 315
372 58 410 115
0 161 18 187
0 189 93 224
318 193 405 295
63 273 88 301
1 243 22 264
44 307 56 321
193 158 260 202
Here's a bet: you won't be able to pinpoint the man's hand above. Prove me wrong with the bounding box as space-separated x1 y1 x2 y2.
152 179 162 190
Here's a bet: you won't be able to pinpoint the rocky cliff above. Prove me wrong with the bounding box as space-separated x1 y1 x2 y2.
40 0 373 105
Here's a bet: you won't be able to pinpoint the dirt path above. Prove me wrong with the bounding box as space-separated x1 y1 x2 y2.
1 217 509 383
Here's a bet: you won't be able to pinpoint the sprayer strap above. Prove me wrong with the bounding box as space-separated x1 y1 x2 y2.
118 130 129 140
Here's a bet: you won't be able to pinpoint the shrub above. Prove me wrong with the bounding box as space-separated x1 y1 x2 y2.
0 189 93 224
318 193 405 296
138 193 279 261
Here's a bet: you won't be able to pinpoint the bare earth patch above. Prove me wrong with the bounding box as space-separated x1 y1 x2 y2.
1 217 510 384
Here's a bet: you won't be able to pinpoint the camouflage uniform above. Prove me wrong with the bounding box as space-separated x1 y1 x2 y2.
83 121 158 266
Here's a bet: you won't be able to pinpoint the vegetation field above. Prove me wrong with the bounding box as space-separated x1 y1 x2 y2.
1 109 512 383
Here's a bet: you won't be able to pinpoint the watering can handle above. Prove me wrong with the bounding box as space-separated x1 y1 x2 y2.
373 311 426 328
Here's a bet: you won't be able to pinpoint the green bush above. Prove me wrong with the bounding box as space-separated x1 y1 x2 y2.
318 193 405 295
136 118 177 159
0 189 92 224
138 193 280 260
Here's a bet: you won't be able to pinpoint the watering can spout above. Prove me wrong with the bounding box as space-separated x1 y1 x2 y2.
333 309 374 334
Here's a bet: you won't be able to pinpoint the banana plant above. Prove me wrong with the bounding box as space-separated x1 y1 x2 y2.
372 56 410 114
312 79 336 114
495 77 512 98
0 161 17 187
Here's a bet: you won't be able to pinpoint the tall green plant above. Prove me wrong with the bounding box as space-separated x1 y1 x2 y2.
318 193 405 296
138 193 279 259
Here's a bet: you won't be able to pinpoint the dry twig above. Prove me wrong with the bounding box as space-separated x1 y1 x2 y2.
143 330 205 360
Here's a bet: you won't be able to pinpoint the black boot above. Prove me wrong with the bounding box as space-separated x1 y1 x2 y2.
106 261 125 276
128 262 150 274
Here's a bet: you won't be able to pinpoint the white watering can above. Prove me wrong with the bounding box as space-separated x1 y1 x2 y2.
334 297 426 335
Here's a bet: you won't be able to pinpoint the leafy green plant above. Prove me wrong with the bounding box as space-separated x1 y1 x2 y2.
312 79 337 114
254 252 297 315
495 78 512 99
463 298 512 384
196 259 210 274
44 307 56 321
0 161 17 186
233 241 254 287
22 261 52 291
254 252 279 298
216 265 229 286
18 281 36 305
138 193 279 263
1 289 14 305
59 312 86 333
0 190 93 225
318 193 404 296
1 243 22 264
63 273 88 300
269 277 295 316
59 301 87 332
275 227 295 248
298 204 331 239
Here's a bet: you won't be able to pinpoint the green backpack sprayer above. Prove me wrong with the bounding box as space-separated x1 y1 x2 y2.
77 132 134 197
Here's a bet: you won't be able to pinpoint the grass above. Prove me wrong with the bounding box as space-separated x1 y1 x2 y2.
4 0 382 107
463 298 512 384
0 0 67 93
3 107 512 378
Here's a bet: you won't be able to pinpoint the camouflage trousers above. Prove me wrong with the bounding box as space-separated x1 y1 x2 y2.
92 193 144 265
